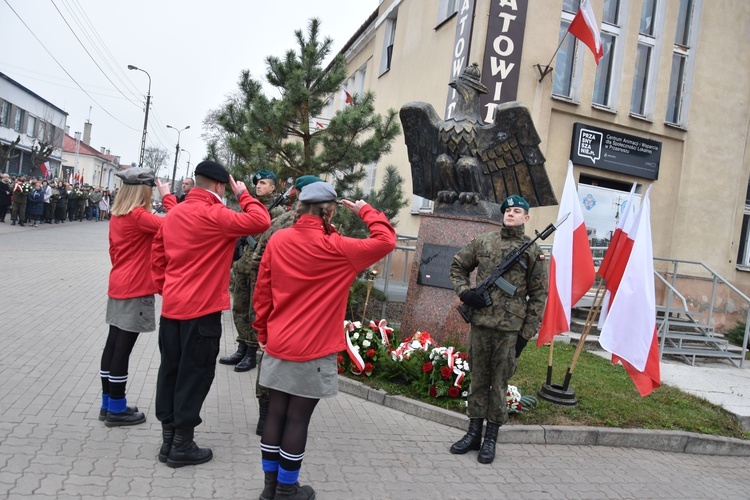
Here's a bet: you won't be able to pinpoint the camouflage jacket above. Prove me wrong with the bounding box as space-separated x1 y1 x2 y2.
246 208 297 280
233 193 285 274
450 224 548 339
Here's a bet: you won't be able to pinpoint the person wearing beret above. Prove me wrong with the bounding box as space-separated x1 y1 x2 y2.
151 160 271 468
449 195 548 464
253 181 396 500
99 167 176 427
223 169 285 372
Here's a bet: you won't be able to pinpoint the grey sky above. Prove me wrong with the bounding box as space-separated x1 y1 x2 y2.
1 0 379 176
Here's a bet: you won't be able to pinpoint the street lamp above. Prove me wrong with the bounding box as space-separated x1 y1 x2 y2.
181 148 192 178
127 64 151 168
166 124 190 186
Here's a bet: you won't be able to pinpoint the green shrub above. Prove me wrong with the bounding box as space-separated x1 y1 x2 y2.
726 321 749 347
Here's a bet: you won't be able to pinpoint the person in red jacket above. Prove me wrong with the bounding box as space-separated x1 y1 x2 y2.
253 181 396 500
152 160 271 468
100 167 175 427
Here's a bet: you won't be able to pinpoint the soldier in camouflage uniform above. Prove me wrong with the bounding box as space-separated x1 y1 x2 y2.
249 175 324 436
221 170 285 372
449 194 548 464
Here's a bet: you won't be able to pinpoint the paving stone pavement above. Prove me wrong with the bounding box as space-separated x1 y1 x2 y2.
1 220 750 499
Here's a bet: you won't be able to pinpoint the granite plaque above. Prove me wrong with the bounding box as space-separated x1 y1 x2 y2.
417 243 461 289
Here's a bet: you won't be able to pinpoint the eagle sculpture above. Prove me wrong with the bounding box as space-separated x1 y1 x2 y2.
400 63 557 218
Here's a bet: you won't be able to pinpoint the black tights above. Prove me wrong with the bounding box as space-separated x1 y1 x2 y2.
100 325 140 399
261 389 319 471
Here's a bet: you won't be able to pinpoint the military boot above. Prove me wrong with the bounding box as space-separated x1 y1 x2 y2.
259 471 278 500
449 418 483 454
275 482 315 500
235 346 258 372
219 343 247 365
256 399 269 436
166 428 213 468
158 423 175 463
477 421 500 464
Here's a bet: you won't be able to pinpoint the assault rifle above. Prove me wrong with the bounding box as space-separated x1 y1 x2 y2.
456 213 569 323
268 180 295 211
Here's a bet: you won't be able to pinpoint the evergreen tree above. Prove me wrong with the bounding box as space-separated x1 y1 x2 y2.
212 18 401 196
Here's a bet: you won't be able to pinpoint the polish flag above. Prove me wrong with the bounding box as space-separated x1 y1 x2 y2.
537 161 596 346
599 185 661 396
315 121 324 129
341 87 353 105
568 0 604 64
40 162 49 178
598 183 638 326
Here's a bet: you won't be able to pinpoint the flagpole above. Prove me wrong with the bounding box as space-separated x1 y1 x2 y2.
562 282 605 390
535 32 569 82
545 338 555 385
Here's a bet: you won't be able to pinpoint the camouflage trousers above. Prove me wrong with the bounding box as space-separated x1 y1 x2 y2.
255 352 269 403
466 324 517 425
231 271 258 347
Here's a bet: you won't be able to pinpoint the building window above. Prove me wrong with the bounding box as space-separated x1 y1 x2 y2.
411 195 433 214
436 0 458 26
13 108 24 133
363 163 377 194
380 12 398 75
629 0 665 119
26 116 36 138
592 0 628 109
0 101 9 127
665 0 701 127
553 1 587 101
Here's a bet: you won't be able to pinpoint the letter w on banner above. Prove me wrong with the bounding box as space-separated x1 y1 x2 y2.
599 185 661 396
537 160 596 346
568 0 604 64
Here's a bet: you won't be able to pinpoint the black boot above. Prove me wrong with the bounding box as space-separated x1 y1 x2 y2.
235 346 258 372
158 424 175 463
256 399 269 436
477 421 500 464
219 343 247 365
260 471 278 500
449 418 483 454
166 428 213 468
275 482 315 500
105 406 146 427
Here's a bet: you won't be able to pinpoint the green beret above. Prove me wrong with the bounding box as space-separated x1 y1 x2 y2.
500 195 530 213
294 175 323 191
252 169 276 185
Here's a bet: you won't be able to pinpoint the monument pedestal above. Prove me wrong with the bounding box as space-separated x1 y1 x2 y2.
400 213 503 345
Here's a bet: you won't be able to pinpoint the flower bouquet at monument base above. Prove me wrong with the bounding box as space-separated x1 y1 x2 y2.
340 319 395 377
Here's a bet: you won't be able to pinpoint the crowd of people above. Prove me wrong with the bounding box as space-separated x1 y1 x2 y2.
0 173 117 226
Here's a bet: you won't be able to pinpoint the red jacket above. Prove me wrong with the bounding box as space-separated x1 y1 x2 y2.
253 205 396 361
107 194 177 299
152 187 270 320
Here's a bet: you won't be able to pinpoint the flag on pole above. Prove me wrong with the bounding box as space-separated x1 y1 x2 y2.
40 162 49 178
341 87 353 105
537 161 596 346
568 0 604 64
599 185 661 396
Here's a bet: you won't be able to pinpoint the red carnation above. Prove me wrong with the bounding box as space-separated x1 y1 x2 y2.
448 386 460 398
364 362 374 374
366 349 376 358
422 362 434 373
336 355 344 364
337 366 344 374
517 403 523 411
429 385 438 398
440 366 452 380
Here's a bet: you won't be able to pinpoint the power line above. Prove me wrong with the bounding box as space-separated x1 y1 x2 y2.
2 0 140 132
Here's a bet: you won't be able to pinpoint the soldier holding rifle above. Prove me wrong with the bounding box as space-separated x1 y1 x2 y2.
449 194 549 464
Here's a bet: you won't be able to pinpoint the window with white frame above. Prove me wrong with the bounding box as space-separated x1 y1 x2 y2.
592 0 628 109
26 116 36 138
665 0 701 127
738 209 750 269
411 195 433 214
363 163 377 194
380 11 398 75
436 0 458 26
13 108 24 132
552 1 581 100
629 0 665 119
0 101 9 127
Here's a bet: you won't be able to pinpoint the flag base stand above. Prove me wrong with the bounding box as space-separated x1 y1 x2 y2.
537 383 578 406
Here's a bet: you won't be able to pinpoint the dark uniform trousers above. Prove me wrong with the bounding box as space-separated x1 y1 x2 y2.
155 312 222 429
467 324 517 425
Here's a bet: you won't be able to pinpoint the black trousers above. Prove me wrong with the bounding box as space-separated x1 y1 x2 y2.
155 312 222 430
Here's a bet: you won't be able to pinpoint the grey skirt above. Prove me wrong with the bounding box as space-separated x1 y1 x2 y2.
105 295 156 333
260 353 338 399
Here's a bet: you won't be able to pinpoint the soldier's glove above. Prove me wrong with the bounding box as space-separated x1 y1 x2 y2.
460 290 487 309
515 335 528 358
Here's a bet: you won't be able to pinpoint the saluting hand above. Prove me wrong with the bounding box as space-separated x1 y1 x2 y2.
155 178 171 197
229 175 247 197
342 199 368 217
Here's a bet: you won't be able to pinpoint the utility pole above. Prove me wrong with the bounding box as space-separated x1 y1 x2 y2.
167 125 190 189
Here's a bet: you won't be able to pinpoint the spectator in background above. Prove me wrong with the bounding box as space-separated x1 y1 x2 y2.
89 187 103 221
42 180 53 224
55 182 69 224
27 180 45 227
178 178 194 203
0 173 11 223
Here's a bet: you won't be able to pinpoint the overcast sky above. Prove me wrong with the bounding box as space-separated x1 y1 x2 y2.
1 0 379 177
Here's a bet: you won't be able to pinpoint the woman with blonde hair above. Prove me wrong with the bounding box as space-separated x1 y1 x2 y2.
100 168 175 426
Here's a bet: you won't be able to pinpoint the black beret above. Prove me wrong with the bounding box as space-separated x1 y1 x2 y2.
195 160 230 183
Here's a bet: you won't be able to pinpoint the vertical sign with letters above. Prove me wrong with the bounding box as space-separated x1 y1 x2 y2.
479 0 529 123
445 0 477 119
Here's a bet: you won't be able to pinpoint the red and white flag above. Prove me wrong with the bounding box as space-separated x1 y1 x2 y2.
568 0 604 64
40 162 49 178
537 161 596 346
341 87 353 105
599 185 661 396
